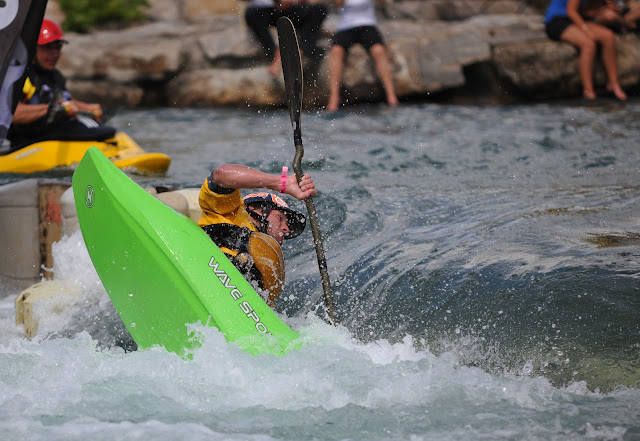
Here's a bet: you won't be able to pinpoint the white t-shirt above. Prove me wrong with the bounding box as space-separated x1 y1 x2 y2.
337 0 377 32
247 0 275 8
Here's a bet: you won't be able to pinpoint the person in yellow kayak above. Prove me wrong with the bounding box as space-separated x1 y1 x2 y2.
7 19 116 151
198 163 317 307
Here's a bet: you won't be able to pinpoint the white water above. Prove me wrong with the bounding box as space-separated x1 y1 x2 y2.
2 102 640 439
1 231 637 441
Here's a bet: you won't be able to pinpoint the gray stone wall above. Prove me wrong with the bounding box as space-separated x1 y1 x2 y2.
47 0 640 108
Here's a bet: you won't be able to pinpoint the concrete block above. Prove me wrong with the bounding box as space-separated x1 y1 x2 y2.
15 279 79 338
0 179 69 284
0 180 40 281
175 188 202 222
156 191 189 218
61 187 79 237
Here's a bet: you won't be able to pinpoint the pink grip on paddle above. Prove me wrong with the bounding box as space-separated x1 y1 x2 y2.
280 166 288 193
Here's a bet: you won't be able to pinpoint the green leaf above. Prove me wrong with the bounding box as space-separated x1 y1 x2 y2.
58 0 150 33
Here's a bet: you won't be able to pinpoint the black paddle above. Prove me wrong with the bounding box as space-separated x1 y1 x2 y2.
276 16 337 325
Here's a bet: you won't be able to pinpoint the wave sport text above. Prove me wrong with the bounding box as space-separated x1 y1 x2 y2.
208 255 268 333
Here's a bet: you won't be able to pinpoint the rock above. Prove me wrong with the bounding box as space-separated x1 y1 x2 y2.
382 0 539 21
145 0 182 22
182 0 240 21
494 40 579 95
617 33 640 85
166 68 284 107
101 39 186 82
493 29 640 99
145 0 240 22
66 80 145 107
45 0 65 25
50 1 640 108
198 26 261 63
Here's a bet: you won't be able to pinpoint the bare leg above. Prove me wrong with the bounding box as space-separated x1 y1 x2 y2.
327 45 345 111
599 29 627 100
561 23 626 100
587 23 627 100
561 26 600 99
269 49 281 77
370 43 399 107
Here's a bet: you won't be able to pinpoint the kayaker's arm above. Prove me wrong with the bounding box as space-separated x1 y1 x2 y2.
73 100 102 121
11 102 48 124
212 164 317 200
13 99 104 124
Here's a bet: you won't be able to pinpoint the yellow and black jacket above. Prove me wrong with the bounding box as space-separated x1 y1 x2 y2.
197 175 285 306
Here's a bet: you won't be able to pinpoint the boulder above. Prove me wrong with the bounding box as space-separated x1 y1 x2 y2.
166 67 285 107
49 3 639 108
182 0 240 21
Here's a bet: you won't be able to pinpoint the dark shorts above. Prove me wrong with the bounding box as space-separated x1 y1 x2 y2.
545 16 573 41
332 26 384 51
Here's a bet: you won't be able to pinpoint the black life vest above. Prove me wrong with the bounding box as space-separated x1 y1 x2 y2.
202 223 285 306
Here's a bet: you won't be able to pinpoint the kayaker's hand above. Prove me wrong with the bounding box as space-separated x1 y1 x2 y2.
82 103 103 121
286 173 317 200
46 99 67 125
61 101 79 118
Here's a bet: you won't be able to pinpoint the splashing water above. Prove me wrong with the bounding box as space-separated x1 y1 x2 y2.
1 101 639 440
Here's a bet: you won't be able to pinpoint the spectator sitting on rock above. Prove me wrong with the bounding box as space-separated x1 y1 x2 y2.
326 0 399 112
544 0 627 101
244 0 328 76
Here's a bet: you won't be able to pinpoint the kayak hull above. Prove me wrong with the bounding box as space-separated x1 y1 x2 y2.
72 147 299 357
0 132 170 174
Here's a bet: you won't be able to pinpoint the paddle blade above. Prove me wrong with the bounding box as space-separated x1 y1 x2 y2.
277 16 303 129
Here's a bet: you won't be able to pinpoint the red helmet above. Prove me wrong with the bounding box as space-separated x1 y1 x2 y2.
38 19 68 46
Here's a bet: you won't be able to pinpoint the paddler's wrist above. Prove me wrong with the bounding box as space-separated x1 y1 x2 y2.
280 166 288 193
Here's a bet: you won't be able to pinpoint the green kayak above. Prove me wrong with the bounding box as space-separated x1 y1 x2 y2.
72 147 299 357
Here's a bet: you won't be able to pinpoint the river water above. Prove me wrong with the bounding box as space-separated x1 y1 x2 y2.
1 101 638 440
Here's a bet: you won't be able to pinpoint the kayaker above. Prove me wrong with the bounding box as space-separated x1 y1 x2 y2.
7 19 116 150
197 164 317 307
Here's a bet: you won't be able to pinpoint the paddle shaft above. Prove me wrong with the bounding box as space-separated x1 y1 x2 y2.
291 126 336 324
277 16 337 325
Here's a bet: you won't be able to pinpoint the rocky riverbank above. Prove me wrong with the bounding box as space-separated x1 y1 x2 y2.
48 0 640 109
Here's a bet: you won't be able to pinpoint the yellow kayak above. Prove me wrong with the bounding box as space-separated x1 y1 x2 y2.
0 132 170 174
